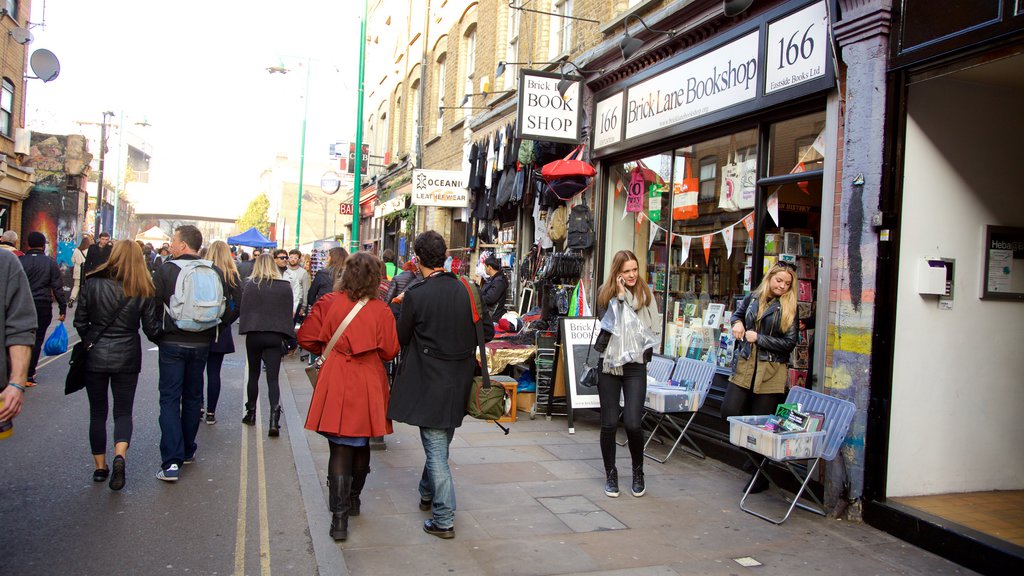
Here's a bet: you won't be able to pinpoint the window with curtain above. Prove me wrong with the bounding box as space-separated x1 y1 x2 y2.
0 78 13 138
462 26 476 118
504 7 520 90
435 54 446 135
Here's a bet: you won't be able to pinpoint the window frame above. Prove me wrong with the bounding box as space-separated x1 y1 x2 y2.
0 78 14 138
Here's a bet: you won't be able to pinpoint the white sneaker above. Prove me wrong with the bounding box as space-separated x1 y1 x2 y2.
156 464 180 482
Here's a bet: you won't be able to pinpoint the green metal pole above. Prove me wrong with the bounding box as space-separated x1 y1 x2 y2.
351 0 367 253
296 58 311 248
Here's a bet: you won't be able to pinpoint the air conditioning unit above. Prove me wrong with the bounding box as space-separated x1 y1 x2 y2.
14 129 31 155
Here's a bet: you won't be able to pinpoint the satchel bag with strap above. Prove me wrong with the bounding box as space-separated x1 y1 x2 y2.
66 297 133 395
304 297 368 388
459 277 510 434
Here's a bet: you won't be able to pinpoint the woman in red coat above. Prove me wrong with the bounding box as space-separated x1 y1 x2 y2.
298 251 399 542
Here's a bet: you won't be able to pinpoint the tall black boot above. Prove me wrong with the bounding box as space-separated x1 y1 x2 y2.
241 408 256 426
329 475 352 541
268 406 282 437
350 467 370 517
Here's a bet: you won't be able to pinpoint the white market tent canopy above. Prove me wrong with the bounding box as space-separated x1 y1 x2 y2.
135 226 171 244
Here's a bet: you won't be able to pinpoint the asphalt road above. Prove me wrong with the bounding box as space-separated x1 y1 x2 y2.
0 316 318 575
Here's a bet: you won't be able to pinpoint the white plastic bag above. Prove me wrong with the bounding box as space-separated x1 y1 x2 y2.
605 299 647 369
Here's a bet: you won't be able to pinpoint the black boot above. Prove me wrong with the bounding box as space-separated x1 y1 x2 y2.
241 408 256 426
631 464 646 497
603 468 620 498
350 467 370 517
329 475 352 541
268 407 281 437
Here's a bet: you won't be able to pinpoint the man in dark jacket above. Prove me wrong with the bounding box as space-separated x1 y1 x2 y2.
387 231 493 539
236 252 254 279
479 256 509 321
19 232 67 385
152 225 235 482
0 248 36 424
384 259 423 320
83 231 112 275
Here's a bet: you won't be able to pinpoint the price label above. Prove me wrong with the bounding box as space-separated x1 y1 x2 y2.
593 93 622 149
764 1 828 95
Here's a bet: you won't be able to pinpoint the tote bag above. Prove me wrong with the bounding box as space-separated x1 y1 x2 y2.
672 160 699 221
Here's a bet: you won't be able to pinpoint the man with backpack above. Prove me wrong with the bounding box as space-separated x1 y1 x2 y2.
153 225 235 482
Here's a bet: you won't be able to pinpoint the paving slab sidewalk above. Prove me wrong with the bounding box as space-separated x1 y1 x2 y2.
282 360 975 576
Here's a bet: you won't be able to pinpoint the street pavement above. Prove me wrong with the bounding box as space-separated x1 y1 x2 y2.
1 310 978 575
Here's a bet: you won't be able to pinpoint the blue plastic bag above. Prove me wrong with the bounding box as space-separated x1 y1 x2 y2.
43 323 68 356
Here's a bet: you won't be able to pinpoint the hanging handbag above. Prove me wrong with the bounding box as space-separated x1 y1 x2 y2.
304 298 368 388
672 159 699 220
541 144 596 180
460 277 510 433
579 320 600 388
66 298 132 395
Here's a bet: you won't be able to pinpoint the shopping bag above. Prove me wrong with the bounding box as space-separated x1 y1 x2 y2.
738 155 757 209
466 376 509 421
672 160 699 220
718 151 742 212
44 323 68 356
541 145 596 181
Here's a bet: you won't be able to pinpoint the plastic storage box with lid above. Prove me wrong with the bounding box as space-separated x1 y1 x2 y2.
645 386 700 413
727 415 826 461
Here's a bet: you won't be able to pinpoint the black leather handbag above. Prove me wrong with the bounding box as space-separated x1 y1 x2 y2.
66 298 131 395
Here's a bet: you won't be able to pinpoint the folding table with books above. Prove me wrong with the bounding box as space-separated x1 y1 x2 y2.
728 387 855 524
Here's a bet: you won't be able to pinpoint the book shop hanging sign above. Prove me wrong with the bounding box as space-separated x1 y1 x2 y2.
411 169 469 208
517 69 584 144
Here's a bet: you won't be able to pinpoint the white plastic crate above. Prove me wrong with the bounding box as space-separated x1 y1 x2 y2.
645 386 700 413
728 415 826 461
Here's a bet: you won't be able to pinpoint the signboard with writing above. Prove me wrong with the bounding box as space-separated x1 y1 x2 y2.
346 143 369 175
626 31 759 141
982 225 1024 301
517 69 584 144
593 92 623 150
561 317 601 410
338 203 353 216
411 169 469 208
765 1 829 95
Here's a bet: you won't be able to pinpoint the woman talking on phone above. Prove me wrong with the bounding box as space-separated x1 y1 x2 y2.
595 250 661 499
724 261 799 493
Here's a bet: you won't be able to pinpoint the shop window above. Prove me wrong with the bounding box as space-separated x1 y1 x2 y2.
0 78 13 138
698 156 717 202
767 113 825 177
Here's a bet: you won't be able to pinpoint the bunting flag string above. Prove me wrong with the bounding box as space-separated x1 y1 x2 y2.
767 192 779 226
679 236 691 265
721 226 734 259
636 210 755 240
702 235 712 266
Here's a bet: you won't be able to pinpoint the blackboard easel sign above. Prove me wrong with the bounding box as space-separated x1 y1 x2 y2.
560 317 601 434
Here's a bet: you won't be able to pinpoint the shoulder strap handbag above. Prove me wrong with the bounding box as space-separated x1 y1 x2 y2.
66 297 133 395
459 277 510 434
304 297 368 388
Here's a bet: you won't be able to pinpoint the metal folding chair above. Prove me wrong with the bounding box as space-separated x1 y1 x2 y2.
616 355 675 447
641 357 717 462
731 387 856 524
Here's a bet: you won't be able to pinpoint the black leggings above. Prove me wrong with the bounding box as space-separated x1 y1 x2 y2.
328 443 371 477
720 382 786 419
84 371 139 455
597 362 647 471
205 352 225 414
245 332 284 410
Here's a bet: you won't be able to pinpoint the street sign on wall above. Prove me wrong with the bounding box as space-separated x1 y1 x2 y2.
411 169 469 208
517 69 584 144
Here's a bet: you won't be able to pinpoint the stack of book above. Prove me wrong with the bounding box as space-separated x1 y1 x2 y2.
759 403 825 434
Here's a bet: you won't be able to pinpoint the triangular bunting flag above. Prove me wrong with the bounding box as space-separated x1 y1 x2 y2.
742 212 755 237
767 192 780 226
702 234 712 266
649 219 658 251
721 225 734 259
679 236 691 265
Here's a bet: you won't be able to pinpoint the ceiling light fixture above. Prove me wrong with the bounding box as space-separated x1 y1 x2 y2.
723 0 755 17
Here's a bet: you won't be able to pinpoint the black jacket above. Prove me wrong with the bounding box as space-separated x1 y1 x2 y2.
479 270 508 321
387 273 493 429
153 254 236 345
307 268 337 308
73 270 162 373
384 269 422 319
83 243 112 275
239 278 296 338
731 294 798 364
236 259 254 280
19 249 67 314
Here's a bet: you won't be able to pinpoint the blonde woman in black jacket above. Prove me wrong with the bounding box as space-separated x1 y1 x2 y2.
75 240 162 490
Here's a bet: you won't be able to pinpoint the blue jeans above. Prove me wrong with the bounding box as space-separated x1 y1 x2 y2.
418 427 457 528
158 343 209 469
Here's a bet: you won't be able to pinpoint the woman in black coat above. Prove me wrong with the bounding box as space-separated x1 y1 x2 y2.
239 253 296 435
75 240 162 491
307 247 347 308
202 241 242 425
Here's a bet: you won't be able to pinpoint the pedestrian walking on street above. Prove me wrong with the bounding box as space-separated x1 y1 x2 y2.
19 232 67 386
479 255 509 321
201 241 242 425
307 247 347 307
75 240 162 490
0 248 36 429
724 261 799 494
298 251 399 541
236 251 254 280
69 235 92 307
595 250 662 499
153 225 234 482
387 231 494 539
1 230 24 256
283 249 310 355
381 248 396 280
238 253 295 435
384 259 422 321
83 232 112 276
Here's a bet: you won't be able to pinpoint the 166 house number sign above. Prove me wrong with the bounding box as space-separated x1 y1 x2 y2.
593 0 831 151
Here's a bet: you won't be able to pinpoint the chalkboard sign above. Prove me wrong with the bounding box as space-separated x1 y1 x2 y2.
561 317 602 410
982 225 1024 301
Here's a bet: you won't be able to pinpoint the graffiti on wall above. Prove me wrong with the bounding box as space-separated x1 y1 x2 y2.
23 189 82 287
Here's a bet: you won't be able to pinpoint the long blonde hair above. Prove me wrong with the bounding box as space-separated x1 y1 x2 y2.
90 240 155 298
597 250 652 312
251 253 281 285
206 240 239 287
754 265 797 332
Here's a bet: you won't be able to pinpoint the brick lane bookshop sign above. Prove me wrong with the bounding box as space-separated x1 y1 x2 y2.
517 69 584 144
411 169 469 208
593 0 830 150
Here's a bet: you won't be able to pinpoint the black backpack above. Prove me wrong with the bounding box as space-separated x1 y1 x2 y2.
565 204 595 251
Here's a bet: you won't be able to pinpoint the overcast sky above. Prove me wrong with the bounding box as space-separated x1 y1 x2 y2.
25 0 361 219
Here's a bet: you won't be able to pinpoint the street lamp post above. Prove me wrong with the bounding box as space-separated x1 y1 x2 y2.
93 111 114 235
351 0 368 253
295 59 311 249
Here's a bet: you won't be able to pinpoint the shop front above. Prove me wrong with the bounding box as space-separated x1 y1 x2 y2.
864 2 1024 572
590 0 838 453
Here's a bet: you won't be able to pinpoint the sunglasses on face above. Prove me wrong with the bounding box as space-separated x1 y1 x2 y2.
275 256 287 260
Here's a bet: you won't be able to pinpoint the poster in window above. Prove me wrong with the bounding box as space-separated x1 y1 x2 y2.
982 225 1024 301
